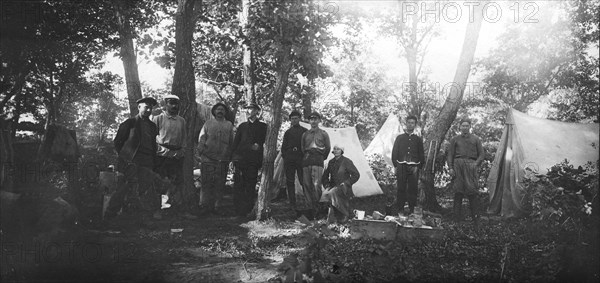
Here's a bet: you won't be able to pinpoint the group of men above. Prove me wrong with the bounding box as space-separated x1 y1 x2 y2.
106 93 483 223
106 94 338 221
391 115 485 222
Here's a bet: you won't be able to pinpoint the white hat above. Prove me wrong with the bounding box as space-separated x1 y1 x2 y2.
164 94 180 101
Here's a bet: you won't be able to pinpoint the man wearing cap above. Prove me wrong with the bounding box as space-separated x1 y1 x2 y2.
391 115 425 216
231 102 268 217
447 118 485 223
196 102 234 216
300 111 330 219
106 97 160 220
281 110 307 211
152 94 186 218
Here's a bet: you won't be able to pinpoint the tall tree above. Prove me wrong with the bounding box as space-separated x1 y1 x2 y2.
171 0 201 211
114 0 144 116
377 1 438 127
241 0 255 104
420 2 485 211
254 0 336 219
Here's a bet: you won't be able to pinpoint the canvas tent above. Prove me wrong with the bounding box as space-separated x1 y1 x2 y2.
363 113 402 167
271 122 383 202
487 108 599 218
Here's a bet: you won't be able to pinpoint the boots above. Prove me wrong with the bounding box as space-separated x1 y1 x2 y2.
453 193 464 222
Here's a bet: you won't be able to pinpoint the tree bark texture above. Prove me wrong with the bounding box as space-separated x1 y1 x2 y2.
301 82 313 119
420 2 484 211
172 0 200 211
256 42 293 220
241 0 255 104
115 2 143 117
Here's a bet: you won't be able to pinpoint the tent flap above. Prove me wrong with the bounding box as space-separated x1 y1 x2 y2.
487 109 599 217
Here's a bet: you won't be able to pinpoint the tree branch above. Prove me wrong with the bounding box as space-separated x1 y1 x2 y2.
199 78 243 89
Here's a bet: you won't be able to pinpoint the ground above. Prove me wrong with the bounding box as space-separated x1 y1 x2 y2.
1 185 599 282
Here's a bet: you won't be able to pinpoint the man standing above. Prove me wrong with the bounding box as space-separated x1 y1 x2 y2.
231 103 267 217
447 118 485 222
152 94 186 218
281 110 307 211
107 97 160 220
391 115 425 215
301 112 330 219
196 102 234 216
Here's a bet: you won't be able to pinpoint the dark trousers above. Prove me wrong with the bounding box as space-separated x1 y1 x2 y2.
106 154 157 218
283 158 303 207
396 164 419 213
154 156 183 208
233 162 260 216
199 161 228 211
454 192 480 219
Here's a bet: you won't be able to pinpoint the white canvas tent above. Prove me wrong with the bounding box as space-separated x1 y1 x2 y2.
487 109 599 218
364 113 402 167
271 122 383 201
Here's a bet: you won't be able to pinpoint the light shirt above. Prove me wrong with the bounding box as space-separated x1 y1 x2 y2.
152 112 187 158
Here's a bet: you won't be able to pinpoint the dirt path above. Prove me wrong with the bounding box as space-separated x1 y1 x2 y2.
2 199 303 283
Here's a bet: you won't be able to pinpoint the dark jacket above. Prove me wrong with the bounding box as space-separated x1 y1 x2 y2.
231 119 268 165
282 124 308 161
114 115 158 162
391 132 425 168
322 155 360 195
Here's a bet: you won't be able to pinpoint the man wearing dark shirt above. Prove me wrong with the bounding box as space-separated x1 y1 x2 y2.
107 97 159 221
391 115 425 215
231 103 267 217
281 110 307 210
447 118 485 222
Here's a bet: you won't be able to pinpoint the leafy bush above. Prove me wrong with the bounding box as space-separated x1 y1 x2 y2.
366 154 395 186
524 160 599 228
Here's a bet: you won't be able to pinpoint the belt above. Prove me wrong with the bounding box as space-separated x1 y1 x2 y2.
159 143 182 151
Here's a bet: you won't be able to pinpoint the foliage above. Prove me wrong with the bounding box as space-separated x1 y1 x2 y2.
366 154 395 187
474 1 599 122
524 160 599 229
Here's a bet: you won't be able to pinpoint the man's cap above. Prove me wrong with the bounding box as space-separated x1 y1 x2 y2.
289 110 302 119
164 94 180 101
211 102 230 117
136 97 158 106
245 102 261 111
308 111 321 119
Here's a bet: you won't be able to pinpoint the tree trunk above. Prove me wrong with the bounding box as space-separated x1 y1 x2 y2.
172 0 199 211
301 82 313 119
406 11 419 118
420 2 484 211
241 0 255 104
115 2 143 117
256 42 293 220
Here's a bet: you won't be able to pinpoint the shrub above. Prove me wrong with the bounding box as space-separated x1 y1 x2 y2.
524 160 599 229
366 154 395 186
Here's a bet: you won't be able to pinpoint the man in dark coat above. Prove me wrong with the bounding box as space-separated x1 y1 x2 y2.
106 97 160 220
281 110 307 211
391 115 425 215
321 145 360 223
231 103 268 216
